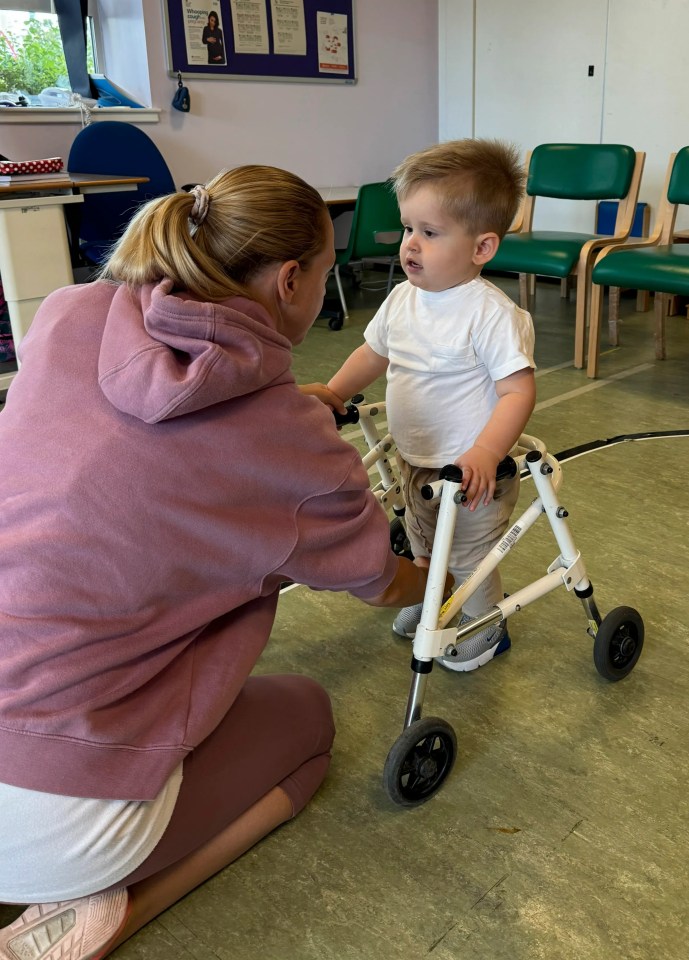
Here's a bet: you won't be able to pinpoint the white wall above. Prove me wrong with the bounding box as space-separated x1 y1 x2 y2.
439 0 689 231
0 1 439 190
603 0 689 230
438 0 474 142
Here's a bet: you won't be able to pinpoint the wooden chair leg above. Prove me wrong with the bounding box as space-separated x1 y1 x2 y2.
529 274 536 296
636 289 650 312
573 266 589 369
587 281 605 378
608 286 621 345
560 277 569 299
518 273 530 310
654 293 667 359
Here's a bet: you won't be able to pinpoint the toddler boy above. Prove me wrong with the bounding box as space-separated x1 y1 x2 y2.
314 139 536 671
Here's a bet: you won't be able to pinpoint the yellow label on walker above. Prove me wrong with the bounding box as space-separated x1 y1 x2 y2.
440 596 454 619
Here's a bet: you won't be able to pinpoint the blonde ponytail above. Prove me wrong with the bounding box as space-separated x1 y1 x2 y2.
101 165 329 300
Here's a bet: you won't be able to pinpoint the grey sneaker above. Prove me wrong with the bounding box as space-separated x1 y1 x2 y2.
438 614 511 672
392 602 423 638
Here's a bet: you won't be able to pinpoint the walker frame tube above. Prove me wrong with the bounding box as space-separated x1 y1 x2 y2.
351 405 646 804
346 403 606 731
404 448 595 729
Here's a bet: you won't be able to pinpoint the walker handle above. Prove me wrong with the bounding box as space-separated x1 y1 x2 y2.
421 456 518 500
332 402 360 426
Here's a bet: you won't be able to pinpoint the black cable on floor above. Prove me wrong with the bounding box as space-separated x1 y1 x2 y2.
554 429 689 463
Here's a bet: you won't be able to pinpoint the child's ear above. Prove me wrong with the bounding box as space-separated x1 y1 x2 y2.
276 260 301 303
473 233 500 265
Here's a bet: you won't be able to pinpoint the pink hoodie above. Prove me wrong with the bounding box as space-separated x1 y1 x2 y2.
0 279 397 801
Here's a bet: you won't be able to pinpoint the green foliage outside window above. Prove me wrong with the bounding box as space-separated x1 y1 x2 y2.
0 18 95 96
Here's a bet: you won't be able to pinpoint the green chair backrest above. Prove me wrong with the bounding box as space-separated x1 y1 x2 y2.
667 147 689 205
527 143 636 201
346 181 402 260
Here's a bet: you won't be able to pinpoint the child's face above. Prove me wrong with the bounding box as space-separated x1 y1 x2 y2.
399 184 488 292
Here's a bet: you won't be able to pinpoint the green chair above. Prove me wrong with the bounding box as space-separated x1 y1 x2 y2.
587 148 689 378
488 143 645 369
333 181 402 321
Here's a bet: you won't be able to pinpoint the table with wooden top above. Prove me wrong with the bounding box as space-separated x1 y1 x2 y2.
317 185 359 208
0 173 148 392
0 172 149 197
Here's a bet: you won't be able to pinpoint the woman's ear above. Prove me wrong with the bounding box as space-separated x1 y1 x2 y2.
473 233 500 265
276 260 301 303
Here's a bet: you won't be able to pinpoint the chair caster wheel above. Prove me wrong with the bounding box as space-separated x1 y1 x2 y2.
328 316 343 330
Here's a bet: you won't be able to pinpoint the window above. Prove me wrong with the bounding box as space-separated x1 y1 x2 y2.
0 1 97 102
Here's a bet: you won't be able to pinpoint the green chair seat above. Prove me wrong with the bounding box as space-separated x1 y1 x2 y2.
490 231 598 277
592 244 689 295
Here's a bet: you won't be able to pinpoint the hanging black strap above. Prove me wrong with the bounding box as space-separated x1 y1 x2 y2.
54 0 96 98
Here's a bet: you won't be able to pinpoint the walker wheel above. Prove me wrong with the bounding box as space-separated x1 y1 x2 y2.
389 516 413 560
593 605 644 681
328 316 343 330
383 717 457 806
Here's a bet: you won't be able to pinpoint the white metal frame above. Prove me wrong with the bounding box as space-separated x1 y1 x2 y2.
350 402 603 729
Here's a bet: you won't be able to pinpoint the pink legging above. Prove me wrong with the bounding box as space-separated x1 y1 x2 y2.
108 673 334 888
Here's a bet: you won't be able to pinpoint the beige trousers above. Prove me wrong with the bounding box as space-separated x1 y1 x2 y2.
398 456 520 618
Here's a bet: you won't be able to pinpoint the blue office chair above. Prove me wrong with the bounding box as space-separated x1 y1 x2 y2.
67 121 176 264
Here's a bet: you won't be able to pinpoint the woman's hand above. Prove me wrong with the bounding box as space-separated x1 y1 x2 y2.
299 382 347 414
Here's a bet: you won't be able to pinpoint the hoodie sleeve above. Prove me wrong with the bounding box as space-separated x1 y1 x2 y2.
277 443 399 600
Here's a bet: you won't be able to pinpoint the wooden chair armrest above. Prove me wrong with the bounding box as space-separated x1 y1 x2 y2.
591 234 663 268
506 151 533 234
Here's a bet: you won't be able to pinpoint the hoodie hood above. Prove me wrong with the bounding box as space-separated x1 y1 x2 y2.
98 279 294 423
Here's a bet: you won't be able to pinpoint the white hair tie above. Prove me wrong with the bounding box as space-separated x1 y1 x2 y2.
189 184 210 233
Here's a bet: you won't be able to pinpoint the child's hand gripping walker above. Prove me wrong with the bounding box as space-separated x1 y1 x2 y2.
338 399 645 808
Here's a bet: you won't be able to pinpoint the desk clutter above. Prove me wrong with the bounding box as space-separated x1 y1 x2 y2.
0 157 66 186
0 156 63 177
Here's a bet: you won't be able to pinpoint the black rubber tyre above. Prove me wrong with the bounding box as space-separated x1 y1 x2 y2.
383 717 457 806
389 516 414 560
328 316 343 330
593 605 644 681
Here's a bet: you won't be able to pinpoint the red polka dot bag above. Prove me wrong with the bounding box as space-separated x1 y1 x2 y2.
0 157 63 175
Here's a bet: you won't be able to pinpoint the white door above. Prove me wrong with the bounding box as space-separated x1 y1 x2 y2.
473 0 609 230
603 0 689 231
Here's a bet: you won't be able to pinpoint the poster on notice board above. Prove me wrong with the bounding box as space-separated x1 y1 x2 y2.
163 0 356 83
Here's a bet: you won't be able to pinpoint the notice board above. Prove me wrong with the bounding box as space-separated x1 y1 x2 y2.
163 1 356 83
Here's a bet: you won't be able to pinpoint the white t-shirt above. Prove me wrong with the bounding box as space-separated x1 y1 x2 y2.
364 277 535 467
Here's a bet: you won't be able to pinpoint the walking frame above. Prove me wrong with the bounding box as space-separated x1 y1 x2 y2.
339 398 645 807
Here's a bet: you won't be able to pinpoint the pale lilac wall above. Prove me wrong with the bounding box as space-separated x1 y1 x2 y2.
0 1 438 189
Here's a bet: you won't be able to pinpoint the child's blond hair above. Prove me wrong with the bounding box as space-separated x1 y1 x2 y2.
391 138 524 238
